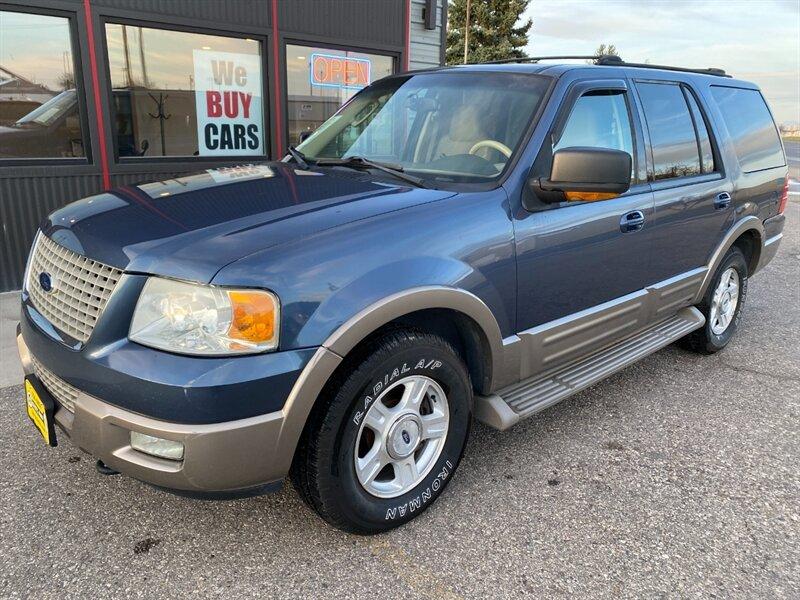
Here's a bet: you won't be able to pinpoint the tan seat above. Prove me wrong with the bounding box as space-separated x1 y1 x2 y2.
433 104 491 159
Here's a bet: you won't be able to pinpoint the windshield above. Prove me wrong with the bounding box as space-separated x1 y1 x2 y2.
297 72 550 184
15 90 77 127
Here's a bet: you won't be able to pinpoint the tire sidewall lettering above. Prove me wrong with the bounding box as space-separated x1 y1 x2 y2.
336 344 470 528
352 358 443 427
383 459 453 521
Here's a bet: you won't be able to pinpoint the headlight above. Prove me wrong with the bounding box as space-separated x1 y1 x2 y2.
129 277 279 355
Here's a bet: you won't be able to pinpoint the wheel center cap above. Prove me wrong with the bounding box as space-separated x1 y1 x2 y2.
386 415 422 460
722 293 732 309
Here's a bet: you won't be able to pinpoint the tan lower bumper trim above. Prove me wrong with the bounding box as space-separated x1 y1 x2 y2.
17 327 343 493
71 392 285 492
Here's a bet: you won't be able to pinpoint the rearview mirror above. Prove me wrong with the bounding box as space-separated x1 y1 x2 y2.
535 147 632 201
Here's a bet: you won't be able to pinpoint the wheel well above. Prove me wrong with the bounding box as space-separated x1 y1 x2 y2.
331 308 493 396
731 229 761 275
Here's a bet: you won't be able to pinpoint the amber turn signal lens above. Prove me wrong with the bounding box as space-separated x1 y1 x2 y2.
227 291 277 345
564 191 620 202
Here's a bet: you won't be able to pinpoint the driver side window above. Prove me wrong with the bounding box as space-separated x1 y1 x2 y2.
555 90 633 159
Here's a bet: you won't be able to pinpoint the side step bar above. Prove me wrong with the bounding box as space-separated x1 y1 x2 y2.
475 307 705 430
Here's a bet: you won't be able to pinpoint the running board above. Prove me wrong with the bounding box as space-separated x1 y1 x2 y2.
474 307 705 430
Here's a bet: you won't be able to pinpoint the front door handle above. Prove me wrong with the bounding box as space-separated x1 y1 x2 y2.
620 210 645 233
714 192 732 210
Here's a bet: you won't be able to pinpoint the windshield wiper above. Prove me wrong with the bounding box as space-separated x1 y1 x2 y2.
286 145 311 170
315 156 427 188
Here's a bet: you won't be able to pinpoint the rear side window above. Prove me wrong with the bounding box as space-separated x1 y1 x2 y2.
683 89 715 174
710 86 785 172
637 82 701 180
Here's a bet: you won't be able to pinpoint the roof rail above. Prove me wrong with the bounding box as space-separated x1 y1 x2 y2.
475 54 730 78
478 54 609 65
595 55 730 77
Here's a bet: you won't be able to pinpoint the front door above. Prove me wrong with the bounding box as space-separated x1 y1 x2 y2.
513 80 655 377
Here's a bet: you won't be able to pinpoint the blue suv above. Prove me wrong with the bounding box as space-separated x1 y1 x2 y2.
17 57 788 533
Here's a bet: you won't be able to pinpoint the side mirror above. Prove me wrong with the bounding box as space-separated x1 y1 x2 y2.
535 147 632 202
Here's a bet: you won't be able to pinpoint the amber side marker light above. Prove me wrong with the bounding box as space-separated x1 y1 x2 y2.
564 191 620 202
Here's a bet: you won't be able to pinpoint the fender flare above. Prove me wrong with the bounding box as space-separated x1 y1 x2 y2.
268 286 505 479
322 286 505 368
694 216 764 303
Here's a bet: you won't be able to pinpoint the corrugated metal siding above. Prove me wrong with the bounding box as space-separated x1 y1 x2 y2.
279 0 404 48
91 0 270 27
0 173 105 291
410 0 444 70
0 167 240 291
0 0 413 291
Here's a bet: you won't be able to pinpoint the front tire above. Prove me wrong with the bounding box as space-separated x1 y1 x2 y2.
682 246 748 354
291 329 472 534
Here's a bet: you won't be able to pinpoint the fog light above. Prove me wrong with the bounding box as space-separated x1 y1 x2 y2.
130 431 184 461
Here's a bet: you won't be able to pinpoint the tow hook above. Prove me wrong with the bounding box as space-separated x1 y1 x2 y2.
96 459 120 476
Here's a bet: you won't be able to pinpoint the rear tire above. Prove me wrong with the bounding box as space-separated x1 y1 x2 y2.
681 246 748 354
291 329 472 534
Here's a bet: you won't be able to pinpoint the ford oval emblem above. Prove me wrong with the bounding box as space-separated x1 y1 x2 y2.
38 272 54 293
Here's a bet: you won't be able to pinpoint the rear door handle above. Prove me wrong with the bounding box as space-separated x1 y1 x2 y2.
620 210 645 233
714 192 732 210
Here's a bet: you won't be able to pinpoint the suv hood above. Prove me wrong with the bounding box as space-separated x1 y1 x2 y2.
43 163 454 283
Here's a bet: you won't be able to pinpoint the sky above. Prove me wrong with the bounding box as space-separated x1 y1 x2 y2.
521 0 800 125
0 11 73 91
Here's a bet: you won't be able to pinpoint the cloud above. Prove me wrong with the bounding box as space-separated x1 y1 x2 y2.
522 0 800 123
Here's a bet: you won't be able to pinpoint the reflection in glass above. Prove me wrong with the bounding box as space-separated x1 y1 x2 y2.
0 11 84 158
684 89 715 174
286 45 394 146
555 91 633 157
297 72 549 184
710 86 784 173
638 82 701 180
105 24 263 158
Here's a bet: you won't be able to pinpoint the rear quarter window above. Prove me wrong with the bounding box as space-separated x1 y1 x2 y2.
710 86 785 173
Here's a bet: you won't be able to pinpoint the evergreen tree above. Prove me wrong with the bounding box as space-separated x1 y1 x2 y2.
446 0 532 65
589 43 620 63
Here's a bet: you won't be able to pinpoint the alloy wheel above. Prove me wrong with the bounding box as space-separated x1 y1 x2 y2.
354 375 449 498
710 267 740 335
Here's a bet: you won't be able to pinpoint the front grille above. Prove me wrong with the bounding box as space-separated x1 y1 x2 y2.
31 356 78 413
26 234 123 343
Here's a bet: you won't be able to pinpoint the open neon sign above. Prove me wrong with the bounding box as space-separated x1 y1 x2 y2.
310 53 371 90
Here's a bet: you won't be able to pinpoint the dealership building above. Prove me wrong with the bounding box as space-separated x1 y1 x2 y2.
0 0 447 291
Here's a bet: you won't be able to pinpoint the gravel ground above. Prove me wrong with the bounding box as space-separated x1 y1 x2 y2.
1 203 797 599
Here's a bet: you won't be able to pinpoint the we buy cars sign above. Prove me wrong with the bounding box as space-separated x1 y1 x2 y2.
193 50 263 156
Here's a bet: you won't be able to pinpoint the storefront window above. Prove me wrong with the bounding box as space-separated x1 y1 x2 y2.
286 44 394 146
105 24 264 158
0 11 85 159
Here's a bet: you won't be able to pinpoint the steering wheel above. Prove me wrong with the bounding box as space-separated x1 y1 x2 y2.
469 139 512 158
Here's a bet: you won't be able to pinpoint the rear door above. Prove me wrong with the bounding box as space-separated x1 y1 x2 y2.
707 85 787 221
513 78 655 374
633 80 732 282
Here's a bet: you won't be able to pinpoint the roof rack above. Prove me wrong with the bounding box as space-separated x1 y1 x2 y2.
479 55 604 65
595 55 730 77
476 54 730 78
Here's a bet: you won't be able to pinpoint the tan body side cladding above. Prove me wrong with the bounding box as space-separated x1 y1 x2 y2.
474 307 705 430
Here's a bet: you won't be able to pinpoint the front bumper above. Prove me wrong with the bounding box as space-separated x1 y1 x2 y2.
17 323 342 494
